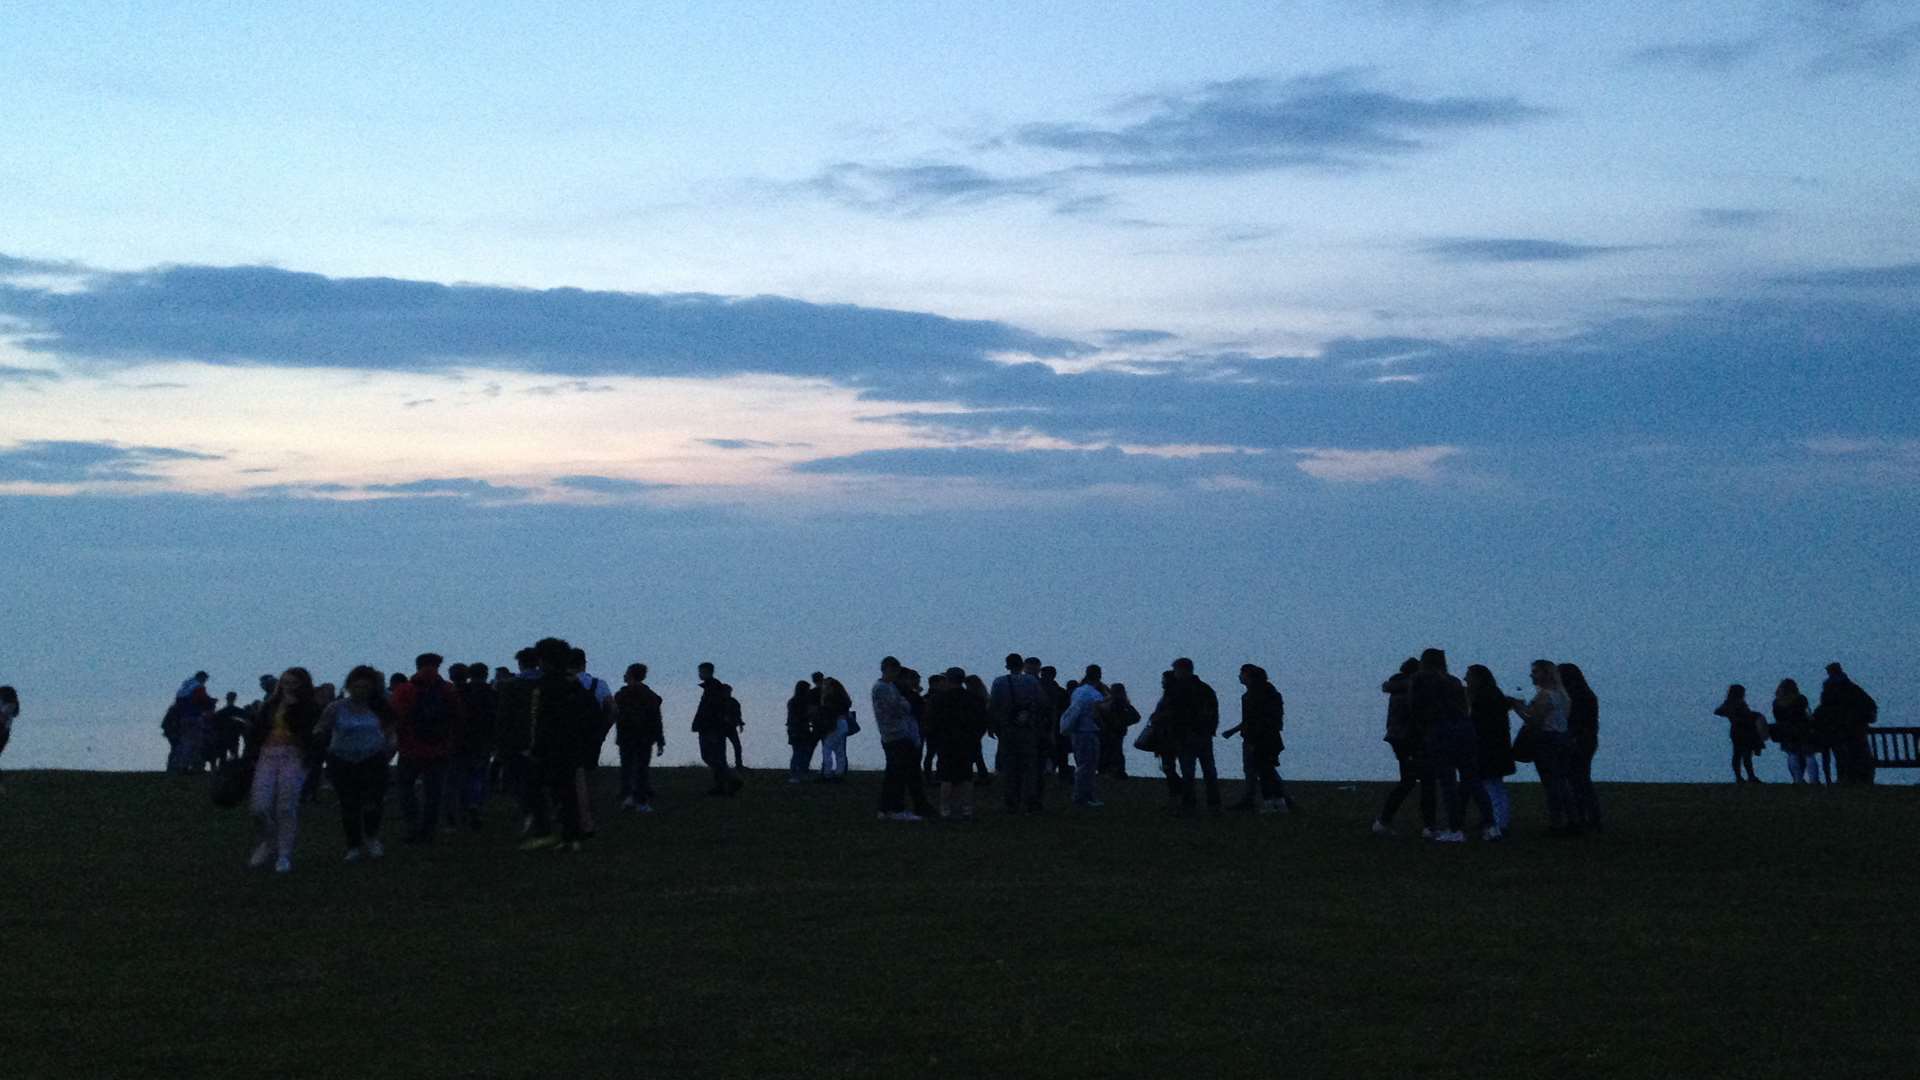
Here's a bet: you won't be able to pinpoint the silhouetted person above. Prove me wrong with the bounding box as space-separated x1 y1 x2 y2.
1818 663 1878 786
495 647 540 834
1059 664 1108 808
1099 682 1139 778
991 653 1050 813
1715 684 1766 784
692 663 742 796
1164 658 1221 814
963 673 994 784
1409 649 1491 842
929 666 987 819
390 653 466 844
1559 662 1602 832
615 663 665 810
1465 665 1515 835
213 692 248 767
787 679 819 783
0 685 17 792
873 656 932 821
454 661 497 829
1772 678 1819 785
167 671 215 773
814 672 854 782
1372 658 1435 837
1512 660 1576 835
242 667 322 873
521 637 597 852
1037 665 1071 780
1227 664 1289 813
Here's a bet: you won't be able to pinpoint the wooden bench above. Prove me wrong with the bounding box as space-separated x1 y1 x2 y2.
1867 726 1920 769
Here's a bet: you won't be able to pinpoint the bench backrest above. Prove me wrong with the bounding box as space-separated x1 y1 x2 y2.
1868 726 1920 768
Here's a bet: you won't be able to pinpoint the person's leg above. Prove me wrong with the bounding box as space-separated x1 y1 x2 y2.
879 739 906 814
551 759 583 843
1232 741 1258 808
247 750 281 856
1001 742 1026 811
903 744 932 816
1571 741 1600 827
1176 740 1198 808
1072 731 1100 804
574 767 597 832
330 757 364 849
524 757 554 837
619 746 637 802
1030 733 1049 808
727 729 744 771
417 759 448 841
272 752 305 860
637 743 655 806
1435 758 1463 833
363 759 389 843
1380 751 1417 824
1198 740 1221 809
1460 762 1492 832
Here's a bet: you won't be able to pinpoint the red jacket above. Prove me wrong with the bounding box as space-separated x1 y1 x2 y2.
390 673 467 760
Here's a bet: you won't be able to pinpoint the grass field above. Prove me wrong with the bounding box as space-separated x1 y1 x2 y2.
3 767 1915 1079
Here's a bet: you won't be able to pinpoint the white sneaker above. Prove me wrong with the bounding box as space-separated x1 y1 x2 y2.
893 812 925 823
877 811 892 821
366 838 385 859
520 815 534 836
1434 830 1466 844
1260 800 1288 815
274 856 293 873
1420 827 1441 840
1371 819 1396 837
247 842 272 869
1482 826 1505 842
620 798 636 810
344 847 364 863
634 803 654 814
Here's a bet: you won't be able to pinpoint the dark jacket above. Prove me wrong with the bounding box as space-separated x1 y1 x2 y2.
1817 675 1877 736
1771 693 1814 751
1469 684 1515 779
1160 676 1220 739
927 685 987 752
1715 700 1767 751
458 681 497 756
1407 669 1468 740
243 696 324 769
391 673 468 761
615 683 665 749
495 673 536 756
692 678 734 734
529 672 598 766
1566 688 1599 748
1381 672 1413 745
1229 681 1285 753
786 693 817 746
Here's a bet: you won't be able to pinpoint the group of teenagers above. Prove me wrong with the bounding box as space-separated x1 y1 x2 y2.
1710 663 1881 786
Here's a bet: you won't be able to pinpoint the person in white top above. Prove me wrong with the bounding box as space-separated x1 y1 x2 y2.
1510 659 1578 836
1059 666 1108 808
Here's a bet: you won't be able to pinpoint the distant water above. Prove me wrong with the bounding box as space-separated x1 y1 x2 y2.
10 691 1907 785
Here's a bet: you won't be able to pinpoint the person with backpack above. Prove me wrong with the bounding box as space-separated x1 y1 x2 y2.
521 637 599 852
0 685 18 793
243 667 323 873
615 663 665 811
1227 664 1289 814
453 661 497 830
692 663 743 796
167 672 216 773
316 665 397 862
990 653 1049 813
1714 684 1768 784
389 653 467 844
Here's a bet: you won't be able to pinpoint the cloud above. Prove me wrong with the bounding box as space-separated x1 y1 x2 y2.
1627 37 1768 72
1420 237 1635 263
790 445 1269 489
1769 262 1920 287
1694 208 1778 229
361 477 531 499
550 474 664 495
1293 445 1460 482
0 258 1085 390
805 163 1060 215
0 253 85 278
700 438 780 451
0 365 60 382
0 440 221 484
1805 19 1920 76
1099 329 1179 347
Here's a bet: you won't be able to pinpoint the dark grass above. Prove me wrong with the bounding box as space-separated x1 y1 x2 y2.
3 767 1916 1079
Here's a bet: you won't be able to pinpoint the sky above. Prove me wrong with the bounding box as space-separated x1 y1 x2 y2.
2 0 1916 780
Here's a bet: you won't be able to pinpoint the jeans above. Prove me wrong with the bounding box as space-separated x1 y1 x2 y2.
1568 737 1601 827
452 750 490 813
1428 723 1491 832
1379 740 1435 827
789 739 818 781
395 756 450 840
1533 731 1577 828
1787 750 1818 784
619 742 656 803
999 732 1045 811
1175 733 1221 808
1070 730 1101 804
544 756 584 841
327 755 389 848
1483 778 1512 831
249 745 306 859
1237 740 1285 804
1098 728 1128 776
819 716 849 779
699 732 738 792
879 738 931 815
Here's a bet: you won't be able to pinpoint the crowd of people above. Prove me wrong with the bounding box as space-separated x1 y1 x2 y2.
1712 663 1880 786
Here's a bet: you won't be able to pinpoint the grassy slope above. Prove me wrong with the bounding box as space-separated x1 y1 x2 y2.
2 768 1915 1079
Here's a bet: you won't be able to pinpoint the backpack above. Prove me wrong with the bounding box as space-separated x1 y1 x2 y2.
726 694 743 729
411 680 452 744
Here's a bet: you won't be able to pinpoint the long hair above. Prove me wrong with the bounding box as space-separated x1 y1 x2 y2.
343 665 395 724
1558 663 1595 705
1775 677 1801 702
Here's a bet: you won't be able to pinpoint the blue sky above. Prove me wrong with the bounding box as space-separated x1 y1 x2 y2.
2 1 1916 778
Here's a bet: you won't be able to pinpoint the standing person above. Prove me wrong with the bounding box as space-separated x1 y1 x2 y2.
389 653 466 844
990 653 1049 813
615 663 664 811
786 680 819 783
692 663 743 796
1227 664 1290 814
454 661 497 830
814 673 853 782
1038 665 1072 781
872 657 932 821
1558 663 1602 831
1772 679 1819 786
0 686 18 793
243 667 321 873
1714 684 1767 784
495 648 540 835
570 648 615 836
921 673 947 782
1098 682 1139 778
169 672 216 773
521 638 597 852
929 667 986 819
316 665 396 862
1512 660 1577 835
211 693 247 768
1464 665 1516 836
1164 658 1222 815
1059 665 1108 808
1818 663 1879 786
1409 649 1491 843
1372 659 1436 838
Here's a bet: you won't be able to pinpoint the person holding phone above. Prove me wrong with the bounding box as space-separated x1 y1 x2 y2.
1510 660 1577 836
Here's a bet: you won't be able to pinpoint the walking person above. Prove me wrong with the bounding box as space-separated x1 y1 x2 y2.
389 653 466 844
520 638 598 852
1059 665 1108 808
495 647 540 835
1464 665 1516 835
454 661 497 830
1372 658 1436 837
1227 664 1289 814
1559 663 1602 832
786 680 819 783
990 653 1049 813
1772 678 1820 786
1165 658 1222 815
692 663 743 796
929 667 986 819
873 657 932 821
243 667 321 873
1714 684 1767 784
1513 660 1577 835
615 664 664 811
317 665 397 862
